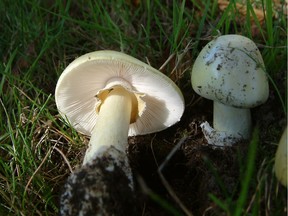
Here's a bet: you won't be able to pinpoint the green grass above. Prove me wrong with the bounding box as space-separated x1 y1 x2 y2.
0 0 287 215
208 127 259 216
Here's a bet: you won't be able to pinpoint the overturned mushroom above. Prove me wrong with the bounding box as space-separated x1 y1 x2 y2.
55 50 185 215
191 35 269 147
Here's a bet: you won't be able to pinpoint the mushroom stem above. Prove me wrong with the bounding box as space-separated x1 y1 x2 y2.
83 86 132 165
213 101 251 140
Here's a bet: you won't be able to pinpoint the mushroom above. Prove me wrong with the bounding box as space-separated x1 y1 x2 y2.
55 50 184 215
274 127 287 187
191 35 269 147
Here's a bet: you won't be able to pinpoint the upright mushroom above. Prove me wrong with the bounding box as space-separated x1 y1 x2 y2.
55 50 184 215
191 35 269 147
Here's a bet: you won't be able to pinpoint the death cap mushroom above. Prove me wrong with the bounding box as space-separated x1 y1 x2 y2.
55 50 185 137
191 35 269 146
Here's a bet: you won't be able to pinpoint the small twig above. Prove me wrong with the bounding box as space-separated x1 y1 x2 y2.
53 146 73 173
150 134 158 167
145 56 151 66
159 53 176 71
187 96 202 108
24 146 53 195
158 136 187 172
158 136 194 216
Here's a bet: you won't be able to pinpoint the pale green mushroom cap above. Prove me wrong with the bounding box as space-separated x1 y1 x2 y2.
275 127 287 187
55 50 184 136
191 35 269 108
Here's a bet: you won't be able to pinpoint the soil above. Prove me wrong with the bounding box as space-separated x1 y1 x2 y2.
126 76 287 216
53 70 287 216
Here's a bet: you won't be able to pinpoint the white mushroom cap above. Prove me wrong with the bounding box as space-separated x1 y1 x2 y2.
55 50 184 136
191 35 269 108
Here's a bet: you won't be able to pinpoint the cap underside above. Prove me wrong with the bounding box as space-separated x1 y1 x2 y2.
55 51 184 136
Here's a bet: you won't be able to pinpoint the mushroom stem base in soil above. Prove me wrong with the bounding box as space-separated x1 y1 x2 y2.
60 146 137 216
60 86 136 215
201 101 251 147
55 50 185 215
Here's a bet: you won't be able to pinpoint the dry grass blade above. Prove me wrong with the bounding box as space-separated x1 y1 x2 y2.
157 136 194 216
24 146 53 195
53 146 73 173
